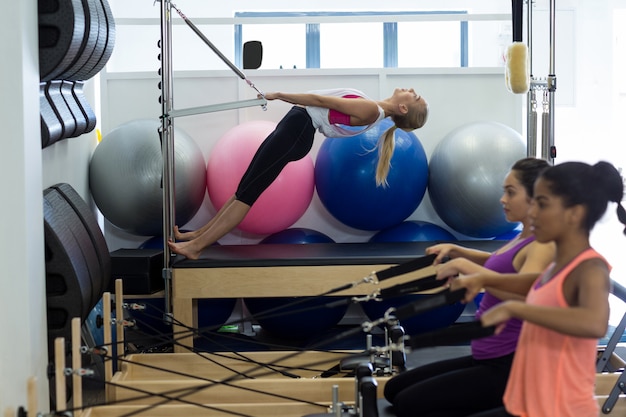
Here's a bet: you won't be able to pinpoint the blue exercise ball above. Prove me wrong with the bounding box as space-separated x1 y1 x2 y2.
245 228 347 340
493 223 523 241
369 220 457 243
139 236 169 250
428 121 525 238
244 296 348 340
139 230 195 250
315 118 429 231
260 227 334 244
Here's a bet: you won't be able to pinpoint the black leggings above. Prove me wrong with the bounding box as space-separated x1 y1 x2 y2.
467 408 516 417
235 106 315 206
384 353 515 417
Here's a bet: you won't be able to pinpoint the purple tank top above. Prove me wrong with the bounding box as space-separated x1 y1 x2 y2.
471 235 535 360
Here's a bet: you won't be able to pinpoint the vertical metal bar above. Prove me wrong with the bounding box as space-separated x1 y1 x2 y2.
527 0 533 76
546 0 557 164
526 0 537 157
541 90 551 160
527 89 538 157
160 0 175 317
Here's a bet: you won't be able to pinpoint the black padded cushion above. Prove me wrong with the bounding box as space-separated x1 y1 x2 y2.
173 240 505 269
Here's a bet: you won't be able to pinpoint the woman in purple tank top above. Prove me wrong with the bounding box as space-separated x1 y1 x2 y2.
385 157 556 417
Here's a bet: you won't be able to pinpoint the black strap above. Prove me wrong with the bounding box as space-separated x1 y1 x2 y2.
393 288 466 321
380 274 446 299
375 253 436 281
409 321 496 349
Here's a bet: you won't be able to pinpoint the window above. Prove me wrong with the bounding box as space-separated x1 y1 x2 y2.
235 11 476 70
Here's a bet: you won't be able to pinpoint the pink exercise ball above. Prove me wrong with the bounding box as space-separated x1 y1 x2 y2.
206 120 315 235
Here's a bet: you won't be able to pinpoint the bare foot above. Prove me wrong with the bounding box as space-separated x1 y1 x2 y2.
167 239 203 260
174 225 198 241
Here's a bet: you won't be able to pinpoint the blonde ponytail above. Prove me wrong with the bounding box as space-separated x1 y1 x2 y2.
376 126 396 187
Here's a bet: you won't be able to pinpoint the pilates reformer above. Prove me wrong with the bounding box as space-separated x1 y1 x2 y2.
169 240 505 352
33 264 626 417
45 274 498 417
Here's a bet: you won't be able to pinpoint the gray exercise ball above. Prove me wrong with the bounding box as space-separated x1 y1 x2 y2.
428 121 525 238
89 119 206 236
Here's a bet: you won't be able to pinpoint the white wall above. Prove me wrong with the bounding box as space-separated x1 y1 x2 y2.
0 0 49 411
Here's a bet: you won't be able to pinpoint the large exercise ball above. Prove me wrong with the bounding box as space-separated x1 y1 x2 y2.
364 220 463 335
244 228 348 340
89 119 206 236
369 220 457 243
207 121 314 235
260 227 334 244
315 118 428 231
428 121 525 238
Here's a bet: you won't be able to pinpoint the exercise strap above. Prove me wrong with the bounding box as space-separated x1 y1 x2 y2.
409 321 496 349
375 253 437 281
379 274 446 299
393 287 466 321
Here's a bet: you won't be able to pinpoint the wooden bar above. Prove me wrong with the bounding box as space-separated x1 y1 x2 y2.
72 318 83 417
92 350 626 416
108 350 388 406
117 351 354 380
172 261 438 351
102 292 114 402
109 376 382 406
54 338 66 409
83 402 330 417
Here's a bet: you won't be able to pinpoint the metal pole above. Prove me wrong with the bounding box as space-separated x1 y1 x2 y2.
160 0 175 318
171 3 266 103
546 0 557 164
526 0 537 157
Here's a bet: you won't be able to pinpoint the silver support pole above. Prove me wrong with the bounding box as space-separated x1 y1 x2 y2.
160 0 175 318
528 90 538 157
156 1 267 321
541 90 551 160
545 0 557 164
526 0 537 156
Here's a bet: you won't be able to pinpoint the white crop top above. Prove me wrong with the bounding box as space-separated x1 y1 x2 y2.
305 88 386 138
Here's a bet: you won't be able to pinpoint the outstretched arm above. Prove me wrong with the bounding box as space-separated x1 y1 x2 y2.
480 259 610 338
451 272 540 303
426 243 491 266
263 92 380 125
